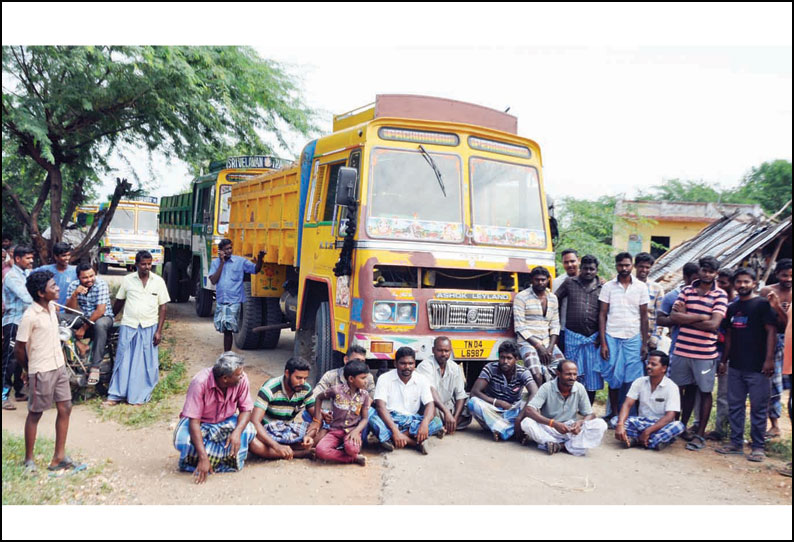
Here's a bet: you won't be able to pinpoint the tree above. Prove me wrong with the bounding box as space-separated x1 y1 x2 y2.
636 178 747 204
2 46 315 262
734 160 792 218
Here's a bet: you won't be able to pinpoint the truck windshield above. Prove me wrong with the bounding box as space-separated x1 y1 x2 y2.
367 148 463 242
137 210 158 234
109 208 135 232
470 157 547 248
217 184 232 234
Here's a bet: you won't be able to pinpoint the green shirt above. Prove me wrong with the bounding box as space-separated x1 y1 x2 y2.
528 379 592 422
254 376 315 424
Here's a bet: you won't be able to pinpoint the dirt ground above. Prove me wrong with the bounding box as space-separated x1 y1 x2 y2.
2 292 792 505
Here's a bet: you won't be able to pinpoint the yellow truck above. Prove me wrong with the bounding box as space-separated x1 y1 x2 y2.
228 95 556 382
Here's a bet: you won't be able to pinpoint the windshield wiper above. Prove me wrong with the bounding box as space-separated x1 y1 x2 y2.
418 144 447 197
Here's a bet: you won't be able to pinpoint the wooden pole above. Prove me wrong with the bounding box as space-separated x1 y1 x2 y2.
760 234 787 286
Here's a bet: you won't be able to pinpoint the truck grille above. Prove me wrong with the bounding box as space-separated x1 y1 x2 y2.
427 301 513 330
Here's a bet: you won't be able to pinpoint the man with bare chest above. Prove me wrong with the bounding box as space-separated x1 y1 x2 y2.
760 259 792 439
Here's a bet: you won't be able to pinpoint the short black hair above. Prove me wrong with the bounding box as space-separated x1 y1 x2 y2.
343 360 370 380
26 270 54 300
284 357 311 374
346 344 367 358
647 350 670 367
433 336 452 348
13 245 34 260
699 256 720 272
732 267 756 282
218 238 233 250
561 249 578 258
634 252 655 266
682 262 700 279
135 250 153 264
498 340 520 358
76 263 94 277
580 254 599 268
775 258 792 274
717 267 734 279
558 359 578 373
394 346 415 363
615 252 632 264
52 242 73 257
530 266 550 279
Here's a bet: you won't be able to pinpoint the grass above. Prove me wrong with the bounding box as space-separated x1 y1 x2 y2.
1 430 112 505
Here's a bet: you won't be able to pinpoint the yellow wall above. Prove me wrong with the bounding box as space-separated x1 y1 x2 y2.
612 218 713 254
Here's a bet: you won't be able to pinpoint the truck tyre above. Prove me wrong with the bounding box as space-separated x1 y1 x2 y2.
313 301 333 378
164 262 181 302
177 272 191 303
259 297 283 349
98 262 109 275
195 274 214 317
234 283 263 350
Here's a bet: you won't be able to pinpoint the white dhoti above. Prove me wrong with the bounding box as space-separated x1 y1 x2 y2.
520 418 607 456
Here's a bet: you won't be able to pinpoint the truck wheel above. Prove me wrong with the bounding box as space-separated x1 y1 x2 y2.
234 283 263 350
177 273 191 303
195 274 214 317
98 262 109 275
164 262 180 302
259 297 283 349
313 301 333 378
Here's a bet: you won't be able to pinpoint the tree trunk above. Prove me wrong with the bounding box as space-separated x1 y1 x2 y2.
48 165 64 252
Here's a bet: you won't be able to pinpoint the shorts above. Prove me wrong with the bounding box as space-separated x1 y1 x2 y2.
669 354 716 393
28 365 71 412
214 303 242 333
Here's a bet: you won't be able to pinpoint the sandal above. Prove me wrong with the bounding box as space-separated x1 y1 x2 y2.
746 449 765 462
685 435 706 451
705 430 725 441
765 429 781 441
47 456 77 471
101 400 119 407
778 463 792 477
680 428 695 442
87 368 100 386
715 444 744 455
546 442 562 455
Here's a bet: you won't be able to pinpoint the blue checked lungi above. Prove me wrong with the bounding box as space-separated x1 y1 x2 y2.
214 302 242 333
108 324 159 404
769 333 785 419
265 418 311 445
174 414 257 473
623 417 685 449
466 396 524 441
564 329 604 391
367 407 443 443
600 333 643 389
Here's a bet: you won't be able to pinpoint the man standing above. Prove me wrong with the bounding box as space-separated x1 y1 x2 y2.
716 268 777 462
36 242 77 312
208 239 265 352
555 254 603 405
615 351 685 450
656 262 701 354
14 271 75 472
669 256 728 451
369 347 443 454
514 266 564 387
598 252 650 421
760 259 791 440
416 336 471 434
634 252 665 350
467 341 537 441
553 249 580 351
705 268 738 441
65 264 115 386
2 245 35 409
106 251 170 405
516 360 607 455
174 352 258 484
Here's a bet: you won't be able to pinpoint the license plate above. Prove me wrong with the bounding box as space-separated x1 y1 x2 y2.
452 339 495 360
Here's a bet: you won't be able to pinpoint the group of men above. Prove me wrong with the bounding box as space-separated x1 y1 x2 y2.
1 241 170 472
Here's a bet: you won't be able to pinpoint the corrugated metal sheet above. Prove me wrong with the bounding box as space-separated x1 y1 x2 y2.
648 211 792 290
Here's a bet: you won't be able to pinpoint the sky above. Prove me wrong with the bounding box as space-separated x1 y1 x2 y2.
2 3 792 206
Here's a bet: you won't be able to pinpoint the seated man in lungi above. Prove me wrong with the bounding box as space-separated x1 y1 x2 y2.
248 357 319 460
174 352 259 484
415 336 472 434
516 360 607 455
614 350 685 450
467 341 537 441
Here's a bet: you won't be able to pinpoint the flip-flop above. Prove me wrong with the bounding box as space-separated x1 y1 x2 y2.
680 429 695 442
685 435 706 451
23 460 37 473
746 450 765 462
779 463 792 477
705 430 725 441
87 368 100 386
47 457 77 471
715 444 744 455
764 430 781 441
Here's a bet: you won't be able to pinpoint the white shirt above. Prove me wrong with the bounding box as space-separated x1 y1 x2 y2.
116 272 170 328
373 369 434 417
626 376 680 420
415 356 467 411
598 276 650 339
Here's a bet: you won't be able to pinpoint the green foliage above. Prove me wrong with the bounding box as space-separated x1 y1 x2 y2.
556 195 626 277
636 178 744 204
734 160 792 217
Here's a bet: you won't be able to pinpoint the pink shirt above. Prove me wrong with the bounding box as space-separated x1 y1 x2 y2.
180 367 254 424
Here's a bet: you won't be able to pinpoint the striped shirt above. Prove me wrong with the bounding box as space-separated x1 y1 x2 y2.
254 376 316 424
66 278 114 319
673 280 728 360
598 276 650 339
477 362 534 404
514 287 560 348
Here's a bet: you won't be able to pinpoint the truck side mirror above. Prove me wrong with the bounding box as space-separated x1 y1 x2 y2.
335 167 358 207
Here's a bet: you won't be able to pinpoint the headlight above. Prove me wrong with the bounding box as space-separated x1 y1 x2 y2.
58 327 73 342
373 303 394 322
396 303 417 324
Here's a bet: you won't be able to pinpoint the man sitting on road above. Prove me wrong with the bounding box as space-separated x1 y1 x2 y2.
515 360 607 455
248 357 319 460
614 350 685 450
467 341 537 441
416 336 472 434
65 264 115 386
174 352 258 484
368 346 443 454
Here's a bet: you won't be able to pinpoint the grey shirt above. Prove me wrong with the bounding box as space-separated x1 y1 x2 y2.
528 379 593 422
